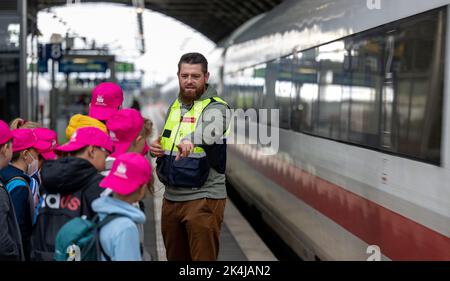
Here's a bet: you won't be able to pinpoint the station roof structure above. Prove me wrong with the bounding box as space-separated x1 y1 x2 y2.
33 0 283 43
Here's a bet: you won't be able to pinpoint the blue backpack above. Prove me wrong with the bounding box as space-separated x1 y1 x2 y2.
7 175 44 225
54 214 122 261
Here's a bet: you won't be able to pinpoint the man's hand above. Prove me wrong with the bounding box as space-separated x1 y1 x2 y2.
149 136 164 157
175 139 194 161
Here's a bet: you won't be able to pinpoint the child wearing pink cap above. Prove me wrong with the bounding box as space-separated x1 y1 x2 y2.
89 82 124 122
34 128 58 161
102 109 153 253
30 127 113 261
9 122 57 163
103 108 153 176
6 122 57 222
0 120 25 260
92 153 152 261
0 120 13 170
29 128 58 225
0 128 47 260
8 119 50 216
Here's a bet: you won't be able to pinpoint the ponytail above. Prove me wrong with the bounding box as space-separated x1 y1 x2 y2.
10 118 41 129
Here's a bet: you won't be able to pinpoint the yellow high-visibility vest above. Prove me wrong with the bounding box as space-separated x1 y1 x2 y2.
157 96 229 187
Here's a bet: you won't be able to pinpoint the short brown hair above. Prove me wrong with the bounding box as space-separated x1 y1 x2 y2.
177 52 208 74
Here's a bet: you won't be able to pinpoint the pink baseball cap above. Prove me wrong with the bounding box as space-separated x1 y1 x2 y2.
99 152 152 195
89 82 124 121
106 108 144 157
12 129 48 153
34 128 58 160
0 120 12 145
55 127 114 153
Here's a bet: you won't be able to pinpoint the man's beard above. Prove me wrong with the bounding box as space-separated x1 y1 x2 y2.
180 84 205 103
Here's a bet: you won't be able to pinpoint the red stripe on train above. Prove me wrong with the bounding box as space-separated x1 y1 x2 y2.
229 145 450 260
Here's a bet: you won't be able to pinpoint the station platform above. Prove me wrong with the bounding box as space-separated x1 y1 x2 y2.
141 178 277 261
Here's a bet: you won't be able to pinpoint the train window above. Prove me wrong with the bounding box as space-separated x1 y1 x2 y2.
275 80 293 129
252 65 265 112
263 62 277 107
345 35 384 148
291 81 302 132
223 73 237 109
315 41 347 140
295 48 319 133
222 6 445 165
275 55 295 130
387 9 445 164
293 7 444 165
309 33 385 145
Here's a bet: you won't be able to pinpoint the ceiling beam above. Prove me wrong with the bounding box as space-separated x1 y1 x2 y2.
34 0 284 43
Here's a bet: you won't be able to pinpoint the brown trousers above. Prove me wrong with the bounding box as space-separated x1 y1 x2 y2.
161 197 226 261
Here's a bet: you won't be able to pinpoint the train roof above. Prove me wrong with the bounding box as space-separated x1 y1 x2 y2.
223 0 450 73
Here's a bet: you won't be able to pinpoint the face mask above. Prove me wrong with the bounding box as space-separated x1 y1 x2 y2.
26 151 39 177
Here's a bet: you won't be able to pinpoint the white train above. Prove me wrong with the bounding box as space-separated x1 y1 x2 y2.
213 0 450 260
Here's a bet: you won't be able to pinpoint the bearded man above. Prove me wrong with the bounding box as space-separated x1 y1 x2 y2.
150 52 231 261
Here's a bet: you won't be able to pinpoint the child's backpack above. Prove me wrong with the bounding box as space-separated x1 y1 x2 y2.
54 214 123 261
